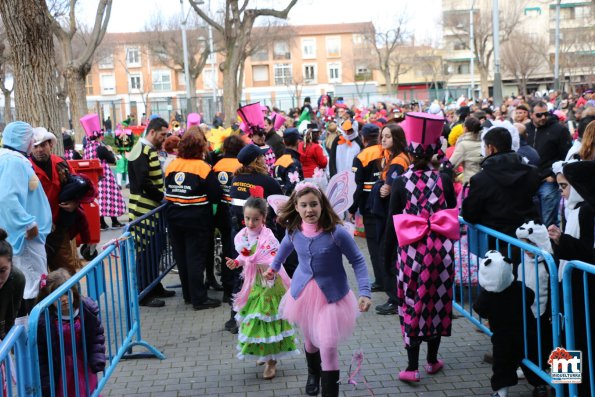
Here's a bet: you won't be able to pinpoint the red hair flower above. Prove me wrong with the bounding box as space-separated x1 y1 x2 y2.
241 247 251 256
39 274 48 289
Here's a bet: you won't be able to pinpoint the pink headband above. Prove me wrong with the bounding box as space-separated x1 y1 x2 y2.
294 181 319 193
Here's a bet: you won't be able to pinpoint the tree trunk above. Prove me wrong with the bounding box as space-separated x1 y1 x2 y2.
2 90 12 123
0 0 63 154
479 66 490 99
383 69 393 96
57 94 70 130
222 48 242 125
65 66 91 144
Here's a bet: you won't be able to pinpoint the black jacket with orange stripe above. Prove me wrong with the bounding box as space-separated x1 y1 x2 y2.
349 144 384 216
274 148 303 195
164 158 222 226
213 156 242 205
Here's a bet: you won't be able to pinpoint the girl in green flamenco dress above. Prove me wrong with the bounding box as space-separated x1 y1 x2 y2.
225 189 299 380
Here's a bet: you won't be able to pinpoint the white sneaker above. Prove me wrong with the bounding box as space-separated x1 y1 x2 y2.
517 367 525 379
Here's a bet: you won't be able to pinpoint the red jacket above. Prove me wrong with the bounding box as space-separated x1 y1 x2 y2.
298 142 328 178
30 155 69 224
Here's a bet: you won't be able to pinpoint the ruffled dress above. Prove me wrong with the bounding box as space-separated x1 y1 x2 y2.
233 226 299 361
278 223 359 349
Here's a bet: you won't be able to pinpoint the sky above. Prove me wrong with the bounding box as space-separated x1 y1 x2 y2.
79 0 443 45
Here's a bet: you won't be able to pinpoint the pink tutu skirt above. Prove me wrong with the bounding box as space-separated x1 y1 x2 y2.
279 280 358 348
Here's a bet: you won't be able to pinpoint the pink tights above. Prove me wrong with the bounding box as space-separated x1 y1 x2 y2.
304 338 339 371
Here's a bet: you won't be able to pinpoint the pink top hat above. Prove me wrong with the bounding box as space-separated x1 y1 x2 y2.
187 113 201 129
401 111 445 157
237 102 265 135
271 112 286 131
80 114 102 139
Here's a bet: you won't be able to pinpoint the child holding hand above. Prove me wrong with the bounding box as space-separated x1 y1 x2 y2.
226 190 298 380
263 182 371 397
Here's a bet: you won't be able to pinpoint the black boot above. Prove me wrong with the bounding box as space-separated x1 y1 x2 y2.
224 310 238 334
320 370 340 397
305 350 321 396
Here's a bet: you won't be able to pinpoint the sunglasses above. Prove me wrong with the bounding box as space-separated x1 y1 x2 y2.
534 111 549 118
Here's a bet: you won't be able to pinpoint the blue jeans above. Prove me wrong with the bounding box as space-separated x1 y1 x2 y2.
537 181 560 227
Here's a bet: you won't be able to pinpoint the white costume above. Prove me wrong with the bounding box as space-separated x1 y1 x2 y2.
0 121 52 299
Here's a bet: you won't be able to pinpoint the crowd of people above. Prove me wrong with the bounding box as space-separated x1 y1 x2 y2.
0 88 594 396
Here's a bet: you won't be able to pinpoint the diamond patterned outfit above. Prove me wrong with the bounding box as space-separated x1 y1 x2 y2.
83 140 126 217
396 167 454 348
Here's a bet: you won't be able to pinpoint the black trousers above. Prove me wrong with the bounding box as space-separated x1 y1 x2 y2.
169 224 212 305
363 215 383 285
214 206 235 293
379 230 398 304
491 333 524 391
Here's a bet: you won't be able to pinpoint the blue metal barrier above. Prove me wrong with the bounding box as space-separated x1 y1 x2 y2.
26 234 164 397
455 217 563 396
562 260 595 397
124 204 175 301
0 325 28 397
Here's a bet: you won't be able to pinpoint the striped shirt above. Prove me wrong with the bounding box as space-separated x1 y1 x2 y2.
128 142 164 221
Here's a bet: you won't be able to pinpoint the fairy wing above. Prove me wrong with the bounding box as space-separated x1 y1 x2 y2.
326 170 355 215
267 194 289 215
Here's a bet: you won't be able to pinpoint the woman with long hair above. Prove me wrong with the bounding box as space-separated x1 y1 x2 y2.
578 120 595 160
372 123 412 315
449 116 483 184
298 123 328 179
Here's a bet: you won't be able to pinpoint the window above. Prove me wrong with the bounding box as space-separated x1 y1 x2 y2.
129 73 142 91
273 41 291 60
274 64 292 85
152 70 171 91
328 62 341 83
524 7 541 17
456 63 470 75
85 75 93 95
453 42 467 50
100 74 115 94
98 54 113 69
252 65 269 82
252 48 269 62
561 7 575 20
355 65 371 81
352 34 365 46
126 47 141 67
575 5 590 20
303 64 317 82
302 38 316 59
326 36 341 57
203 68 217 89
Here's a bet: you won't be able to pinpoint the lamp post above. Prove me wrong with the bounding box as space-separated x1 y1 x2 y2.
469 0 475 101
554 0 561 91
180 0 192 116
492 0 503 105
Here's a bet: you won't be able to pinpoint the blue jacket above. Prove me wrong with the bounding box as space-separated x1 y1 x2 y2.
270 225 371 303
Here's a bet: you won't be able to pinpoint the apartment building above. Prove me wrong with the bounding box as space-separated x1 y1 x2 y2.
441 0 595 97
85 22 378 124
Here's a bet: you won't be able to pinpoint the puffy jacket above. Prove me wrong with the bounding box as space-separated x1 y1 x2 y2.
38 297 106 396
449 133 482 183
462 151 541 236
298 142 328 178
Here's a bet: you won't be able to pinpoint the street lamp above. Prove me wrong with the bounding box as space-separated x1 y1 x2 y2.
469 0 475 101
492 0 503 105
180 0 192 116
554 0 561 91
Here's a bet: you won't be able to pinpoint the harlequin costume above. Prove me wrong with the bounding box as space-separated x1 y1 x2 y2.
80 114 126 219
388 112 459 382
232 225 298 362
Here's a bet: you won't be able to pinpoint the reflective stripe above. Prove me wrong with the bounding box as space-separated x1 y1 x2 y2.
165 193 207 200
231 198 247 207
166 196 209 205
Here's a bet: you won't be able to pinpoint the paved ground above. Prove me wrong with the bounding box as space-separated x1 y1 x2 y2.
96 231 535 397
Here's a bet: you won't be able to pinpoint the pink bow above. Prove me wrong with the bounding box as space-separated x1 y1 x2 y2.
393 208 460 247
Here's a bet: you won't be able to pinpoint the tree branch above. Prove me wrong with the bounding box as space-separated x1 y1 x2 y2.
189 0 224 35
250 0 298 19
76 0 112 66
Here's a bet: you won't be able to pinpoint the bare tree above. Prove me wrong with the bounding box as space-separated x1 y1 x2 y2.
0 0 63 152
0 23 13 123
557 27 595 89
285 76 303 108
361 15 411 96
144 13 213 113
348 35 376 101
390 49 414 98
501 33 549 96
418 48 448 100
189 0 297 123
46 0 112 140
443 0 526 98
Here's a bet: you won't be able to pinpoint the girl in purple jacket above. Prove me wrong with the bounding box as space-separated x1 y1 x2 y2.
37 268 106 397
264 183 371 397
